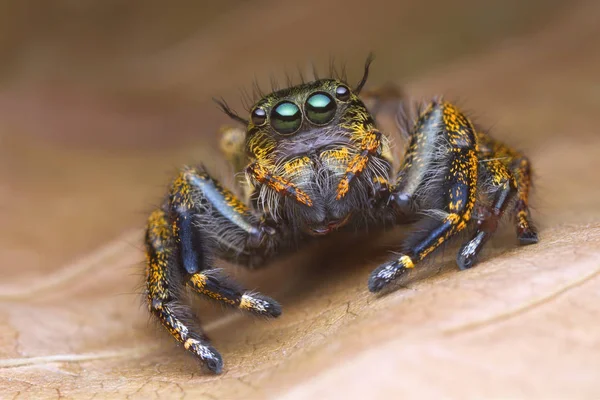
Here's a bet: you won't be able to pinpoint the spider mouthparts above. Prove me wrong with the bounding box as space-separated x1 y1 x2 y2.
305 214 351 236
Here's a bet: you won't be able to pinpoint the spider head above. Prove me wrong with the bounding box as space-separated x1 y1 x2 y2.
215 56 375 161
247 78 364 139
243 55 375 161
216 57 390 234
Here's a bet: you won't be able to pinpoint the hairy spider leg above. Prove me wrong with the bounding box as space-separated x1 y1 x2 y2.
145 166 283 373
186 269 281 318
369 101 479 292
457 159 517 269
476 132 539 244
145 209 223 373
512 156 538 243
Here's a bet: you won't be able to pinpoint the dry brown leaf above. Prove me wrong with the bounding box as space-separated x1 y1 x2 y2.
1 1 600 399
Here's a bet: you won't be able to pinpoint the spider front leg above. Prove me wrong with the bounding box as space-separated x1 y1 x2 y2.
369 101 479 292
145 166 283 373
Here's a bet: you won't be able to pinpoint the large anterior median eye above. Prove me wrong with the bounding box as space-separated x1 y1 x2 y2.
271 101 302 134
305 92 336 125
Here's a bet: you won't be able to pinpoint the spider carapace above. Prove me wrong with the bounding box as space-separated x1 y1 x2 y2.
144 58 538 373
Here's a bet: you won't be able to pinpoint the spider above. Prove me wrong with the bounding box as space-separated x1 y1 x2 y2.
144 57 538 374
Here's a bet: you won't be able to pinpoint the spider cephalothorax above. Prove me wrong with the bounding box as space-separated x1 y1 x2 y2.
241 75 394 235
144 58 538 374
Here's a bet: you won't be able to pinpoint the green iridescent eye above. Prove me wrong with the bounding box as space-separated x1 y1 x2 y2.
270 101 302 134
305 92 336 125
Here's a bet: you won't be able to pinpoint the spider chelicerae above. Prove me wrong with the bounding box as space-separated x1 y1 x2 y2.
144 58 538 374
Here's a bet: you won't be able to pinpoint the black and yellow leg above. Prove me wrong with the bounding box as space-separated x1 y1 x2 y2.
511 156 538 244
145 209 223 373
369 101 479 292
170 165 279 267
146 166 285 373
457 159 516 270
187 269 281 317
476 132 538 245
369 212 471 292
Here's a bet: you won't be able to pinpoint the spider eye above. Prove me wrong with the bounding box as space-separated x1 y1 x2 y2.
251 107 267 126
270 101 302 134
305 92 336 125
335 85 351 101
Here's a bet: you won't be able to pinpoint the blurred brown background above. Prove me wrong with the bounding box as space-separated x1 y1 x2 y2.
1 0 599 399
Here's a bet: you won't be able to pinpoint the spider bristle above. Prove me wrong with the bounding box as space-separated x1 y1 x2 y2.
252 76 265 99
395 102 412 139
311 61 320 80
239 86 254 112
296 64 305 84
328 55 336 79
270 74 279 92
340 61 348 83
213 97 249 125
355 52 375 94
285 69 294 88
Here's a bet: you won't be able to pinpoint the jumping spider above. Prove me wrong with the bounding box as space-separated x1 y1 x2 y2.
144 58 538 373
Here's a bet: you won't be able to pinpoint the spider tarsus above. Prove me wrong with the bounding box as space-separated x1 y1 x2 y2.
518 229 539 245
241 292 282 318
367 275 387 293
456 230 489 270
199 346 224 374
367 261 406 293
